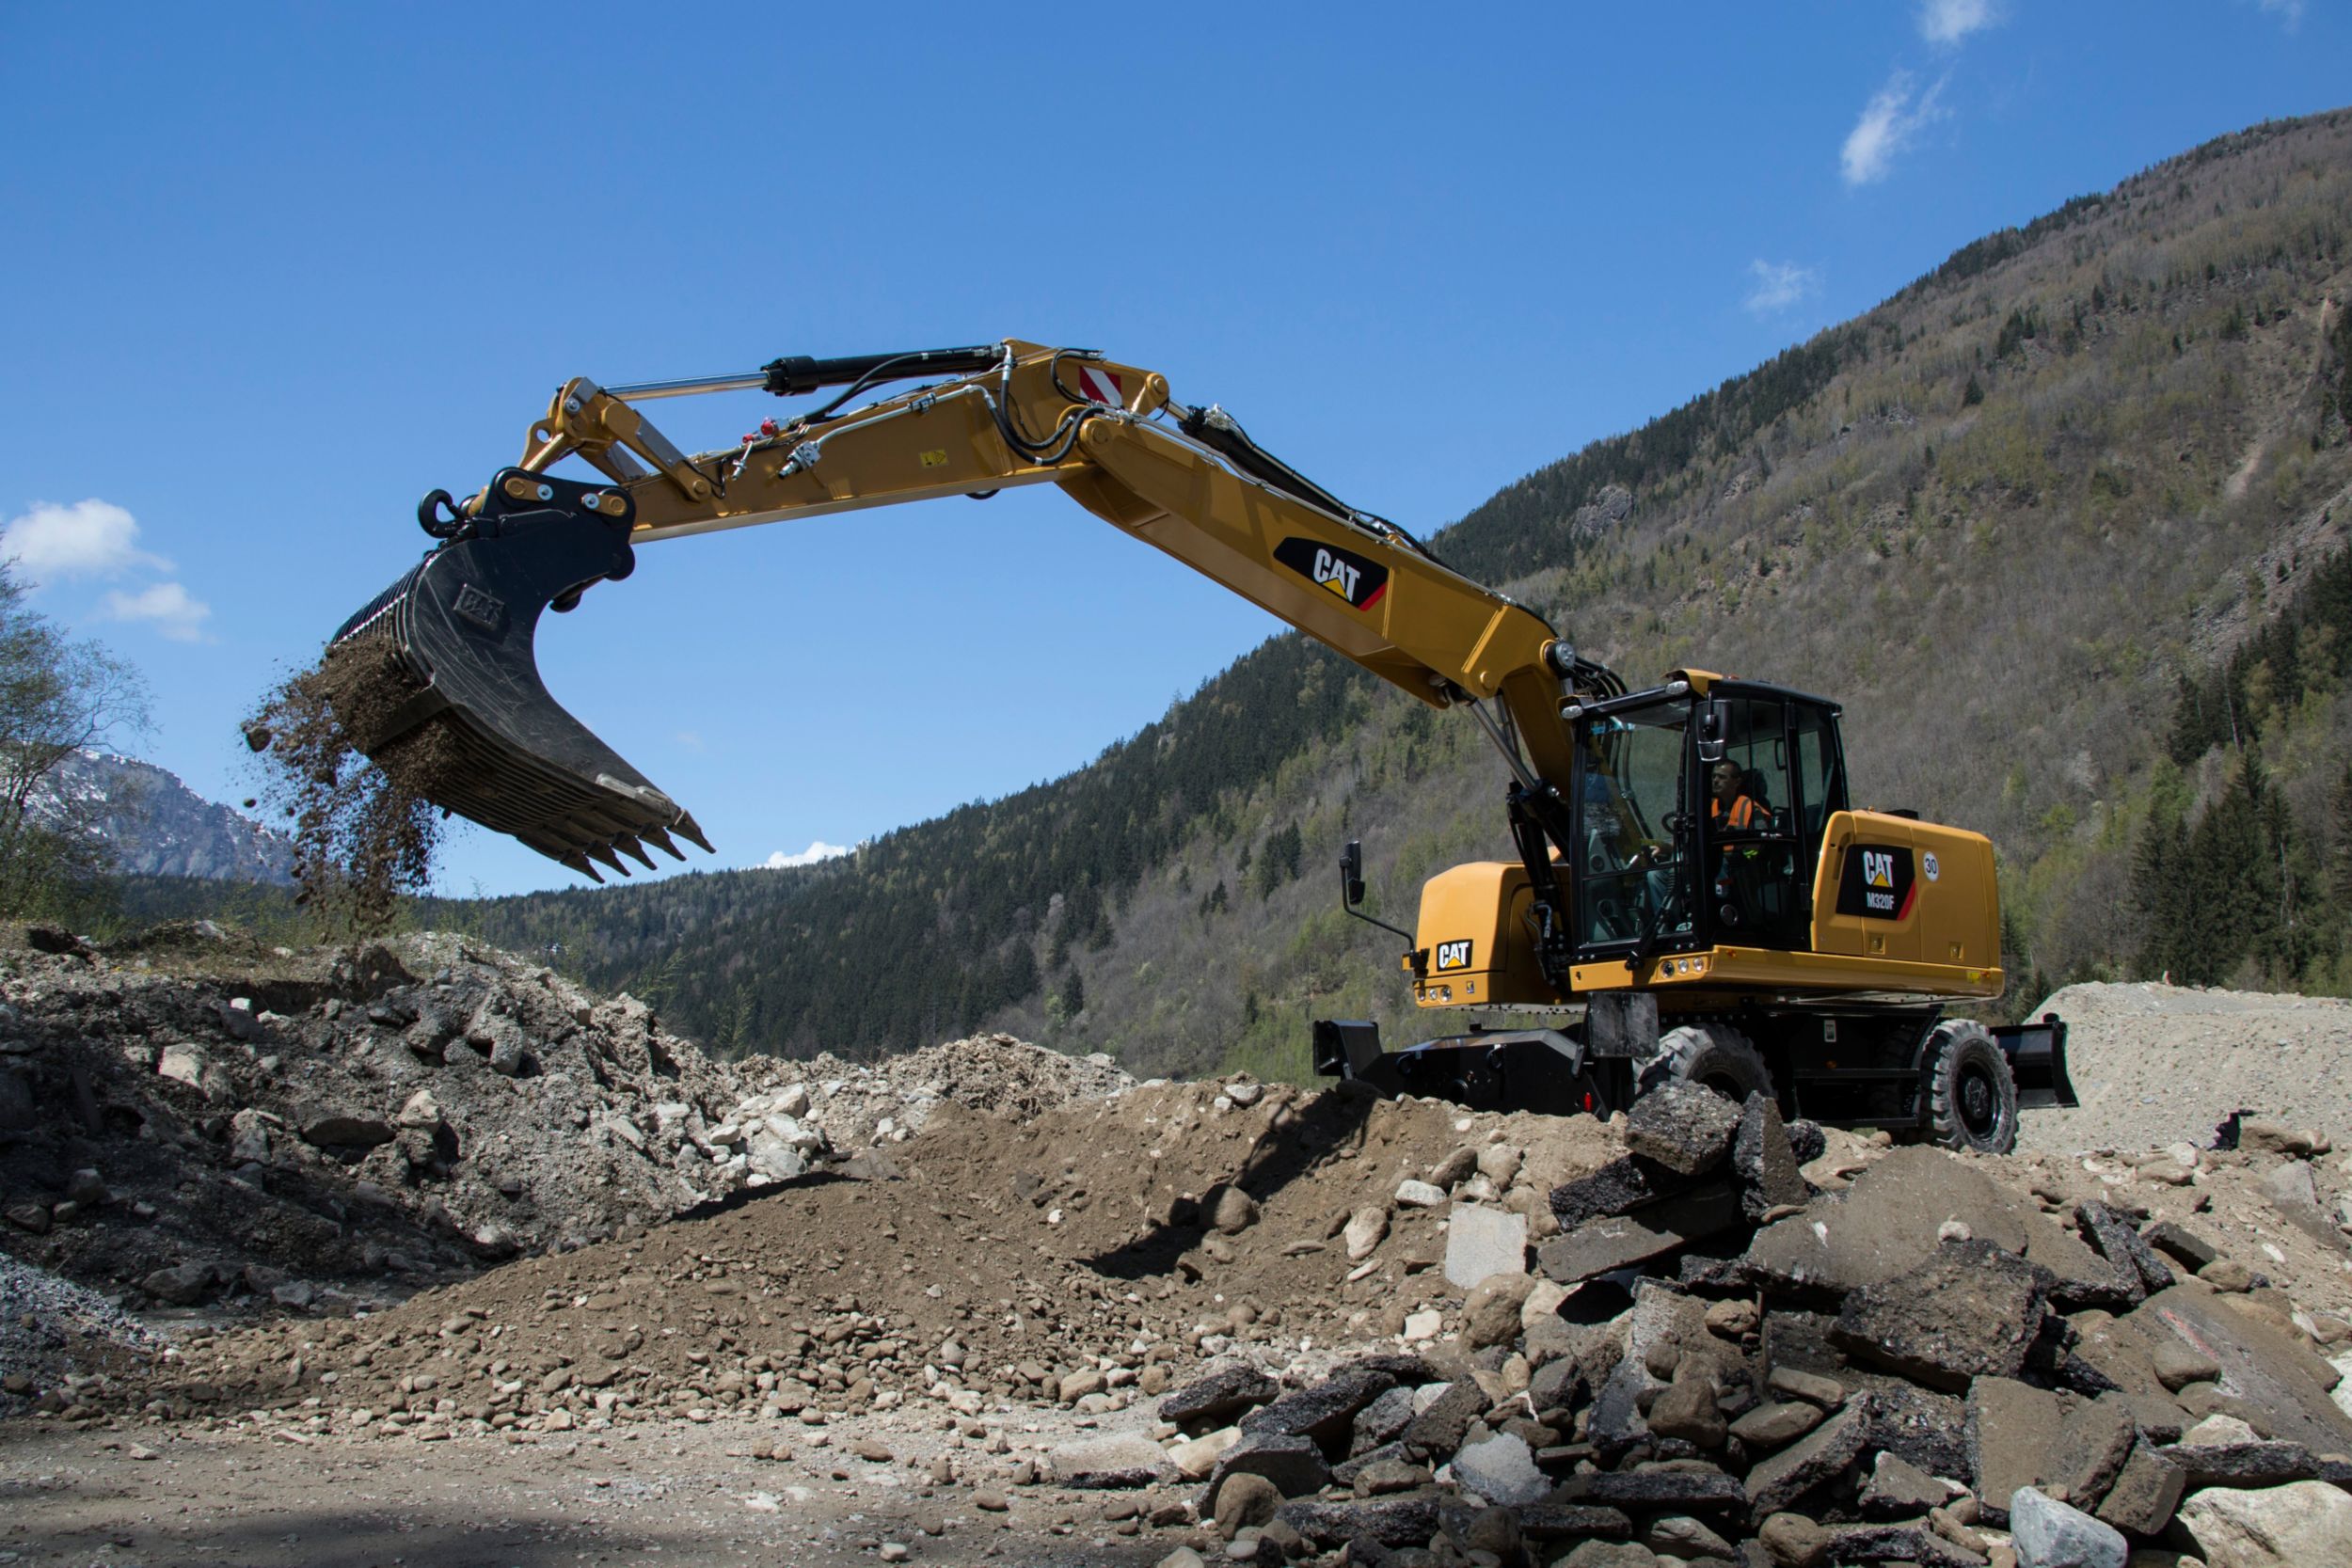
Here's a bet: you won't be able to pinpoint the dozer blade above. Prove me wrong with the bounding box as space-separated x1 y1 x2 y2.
326 467 710 877
1994 1012 2079 1111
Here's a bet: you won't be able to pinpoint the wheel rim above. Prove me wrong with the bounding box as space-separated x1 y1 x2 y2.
1700 1070 1750 1100
1957 1059 2001 1140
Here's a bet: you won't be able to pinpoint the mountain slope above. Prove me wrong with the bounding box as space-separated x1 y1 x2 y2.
41 752 294 884
444 109 2352 1076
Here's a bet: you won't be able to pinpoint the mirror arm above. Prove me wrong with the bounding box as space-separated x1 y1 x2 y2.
1340 841 1417 944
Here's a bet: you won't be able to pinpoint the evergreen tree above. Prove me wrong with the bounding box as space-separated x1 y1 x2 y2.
2132 807 2192 981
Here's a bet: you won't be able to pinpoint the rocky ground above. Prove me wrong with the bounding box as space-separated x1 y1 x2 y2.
5 945 2352 1566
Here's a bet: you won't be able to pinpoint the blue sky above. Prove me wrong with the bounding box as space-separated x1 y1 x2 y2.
1 2 2341 896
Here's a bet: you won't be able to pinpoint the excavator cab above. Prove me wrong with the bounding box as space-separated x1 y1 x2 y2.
1565 679 1845 966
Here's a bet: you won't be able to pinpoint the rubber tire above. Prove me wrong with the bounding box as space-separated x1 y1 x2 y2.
1923 1020 2020 1154
1637 1022 1772 1104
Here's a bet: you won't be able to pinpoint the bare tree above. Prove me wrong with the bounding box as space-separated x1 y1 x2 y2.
0 564 151 915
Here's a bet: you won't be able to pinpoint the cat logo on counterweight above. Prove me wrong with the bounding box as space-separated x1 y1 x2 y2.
1273 537 1390 611
1434 939 1474 972
1836 844 1917 921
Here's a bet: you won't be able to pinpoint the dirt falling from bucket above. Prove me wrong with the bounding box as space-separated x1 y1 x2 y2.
244 647 448 937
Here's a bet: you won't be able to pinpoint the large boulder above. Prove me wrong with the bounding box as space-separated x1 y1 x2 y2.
1548 1155 1698 1228
1830 1239 2049 1390
1045 1431 1175 1489
1744 1399 1872 1521
1449 1433 1549 1506
301 1114 395 1149
2177 1481 2352 1568
2133 1287 2352 1455
1202 1433 1330 1511
1161 1365 1279 1430
142 1261 217 1305
1732 1091 1808 1219
1624 1079 1741 1175
1444 1204 1528 1291
1743 1147 2121 1305
2004 1487 2128 1568
1238 1368 1396 1454
1462 1270 1535 1349
1536 1184 1740 1284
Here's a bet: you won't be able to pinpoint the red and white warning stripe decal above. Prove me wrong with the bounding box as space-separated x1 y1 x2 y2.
1077 365 1125 407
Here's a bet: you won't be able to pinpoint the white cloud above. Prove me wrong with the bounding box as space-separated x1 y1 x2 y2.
1 499 170 585
1841 71 1948 187
1918 0 1998 44
1744 260 1820 315
2251 0 2304 28
764 840 850 869
102 581 213 642
674 729 705 752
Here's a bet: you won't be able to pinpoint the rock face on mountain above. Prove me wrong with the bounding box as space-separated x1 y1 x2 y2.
33 751 292 883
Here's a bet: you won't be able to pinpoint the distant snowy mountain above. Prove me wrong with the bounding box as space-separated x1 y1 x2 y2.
32 751 294 884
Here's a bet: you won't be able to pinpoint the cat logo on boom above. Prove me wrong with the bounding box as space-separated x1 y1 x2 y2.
1272 536 1390 611
1434 939 1474 972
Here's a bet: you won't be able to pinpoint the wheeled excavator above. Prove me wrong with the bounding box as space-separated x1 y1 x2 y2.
320 341 2074 1153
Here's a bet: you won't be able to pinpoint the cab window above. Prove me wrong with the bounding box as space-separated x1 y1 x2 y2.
1573 703 1692 948
1793 705 1846 839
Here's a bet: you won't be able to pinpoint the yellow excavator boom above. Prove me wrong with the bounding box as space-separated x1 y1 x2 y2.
328 341 1593 879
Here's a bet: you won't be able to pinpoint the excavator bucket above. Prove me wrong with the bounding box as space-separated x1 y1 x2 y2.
324 467 709 879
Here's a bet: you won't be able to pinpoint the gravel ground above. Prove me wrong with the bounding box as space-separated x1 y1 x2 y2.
2019 980 2352 1154
0 1404 1184 1568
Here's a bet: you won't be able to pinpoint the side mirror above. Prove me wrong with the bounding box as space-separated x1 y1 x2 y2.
1342 840 1366 907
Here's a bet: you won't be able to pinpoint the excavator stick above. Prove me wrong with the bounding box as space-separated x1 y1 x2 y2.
325 467 709 880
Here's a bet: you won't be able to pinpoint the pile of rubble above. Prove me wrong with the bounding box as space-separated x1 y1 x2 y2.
0 927 1126 1321
1082 1086 2352 1567
739 1033 1136 1155
76 1080 1609 1434
28 1041 2351 1564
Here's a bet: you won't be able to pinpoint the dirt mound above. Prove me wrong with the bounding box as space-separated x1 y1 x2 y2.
99 1076 1617 1429
2022 980 2352 1155
0 929 753 1313
0 927 1153 1333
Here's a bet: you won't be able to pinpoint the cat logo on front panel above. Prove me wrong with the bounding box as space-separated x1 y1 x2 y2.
1864 851 1894 888
1434 939 1474 972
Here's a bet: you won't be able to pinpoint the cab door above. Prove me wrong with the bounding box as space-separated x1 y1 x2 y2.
1790 701 1848 919
1701 695 1804 947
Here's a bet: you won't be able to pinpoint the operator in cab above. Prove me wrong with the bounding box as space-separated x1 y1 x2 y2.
1709 759 1761 832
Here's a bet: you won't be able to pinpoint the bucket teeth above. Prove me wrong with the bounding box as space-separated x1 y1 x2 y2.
613 833 658 871
643 826 685 862
585 842 630 876
562 851 604 884
675 812 715 854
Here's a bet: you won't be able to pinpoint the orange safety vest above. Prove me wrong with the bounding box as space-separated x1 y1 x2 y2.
1712 794 1759 830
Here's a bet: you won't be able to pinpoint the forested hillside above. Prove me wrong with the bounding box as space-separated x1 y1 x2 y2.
396 111 2352 1079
